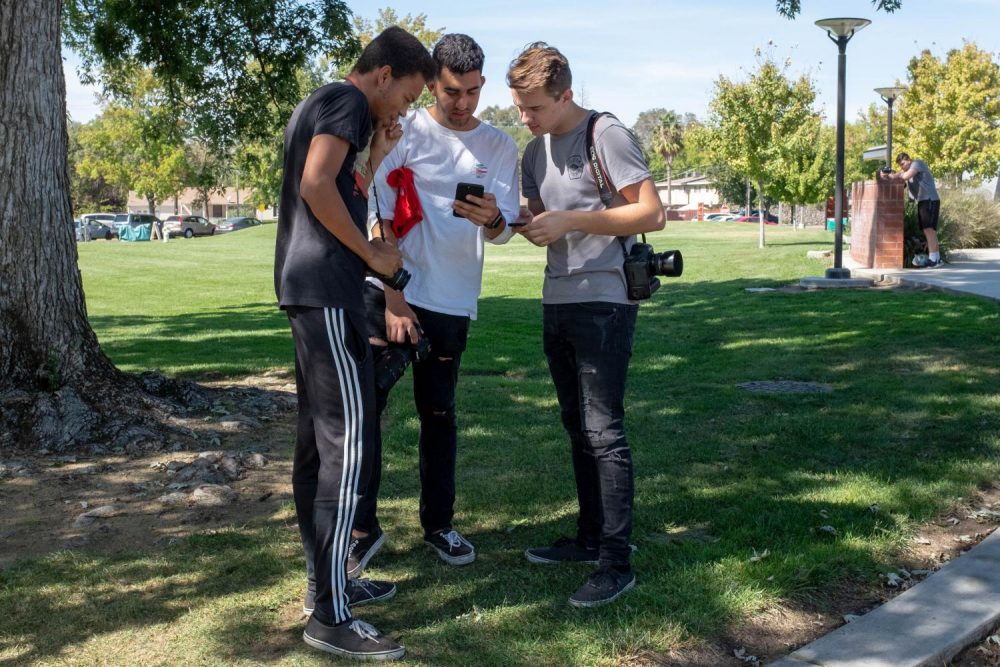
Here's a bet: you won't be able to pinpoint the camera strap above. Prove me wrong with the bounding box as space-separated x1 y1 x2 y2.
585 112 645 258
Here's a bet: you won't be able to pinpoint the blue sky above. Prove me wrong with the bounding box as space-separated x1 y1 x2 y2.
64 0 1000 128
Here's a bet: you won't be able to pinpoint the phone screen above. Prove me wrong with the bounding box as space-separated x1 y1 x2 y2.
454 182 485 218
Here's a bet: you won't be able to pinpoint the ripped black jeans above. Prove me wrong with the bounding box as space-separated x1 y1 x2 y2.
543 301 638 569
354 282 470 538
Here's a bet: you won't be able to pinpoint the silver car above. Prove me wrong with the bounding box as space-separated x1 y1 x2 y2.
163 215 216 238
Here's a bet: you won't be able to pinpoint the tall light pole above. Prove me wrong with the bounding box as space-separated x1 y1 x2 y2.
816 17 871 279
874 86 906 171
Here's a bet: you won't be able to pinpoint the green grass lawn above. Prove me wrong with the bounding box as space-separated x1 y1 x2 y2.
3 222 999 665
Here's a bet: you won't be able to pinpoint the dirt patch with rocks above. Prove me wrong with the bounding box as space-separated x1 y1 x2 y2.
0 371 298 566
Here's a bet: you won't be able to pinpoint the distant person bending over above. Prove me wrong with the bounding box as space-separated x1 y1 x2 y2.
350 33 520 572
882 152 943 268
507 42 665 608
274 26 435 662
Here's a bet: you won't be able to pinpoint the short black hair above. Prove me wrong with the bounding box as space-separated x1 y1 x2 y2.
432 33 485 76
354 26 436 82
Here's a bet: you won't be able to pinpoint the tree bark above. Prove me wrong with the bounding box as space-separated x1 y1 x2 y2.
757 180 766 248
994 174 999 202
0 0 176 452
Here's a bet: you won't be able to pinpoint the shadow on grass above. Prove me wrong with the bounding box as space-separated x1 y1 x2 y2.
6 279 996 664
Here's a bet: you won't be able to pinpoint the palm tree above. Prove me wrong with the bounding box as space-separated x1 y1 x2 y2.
652 111 684 208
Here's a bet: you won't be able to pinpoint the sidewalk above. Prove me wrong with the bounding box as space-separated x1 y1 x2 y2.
847 248 1000 302
770 528 1000 667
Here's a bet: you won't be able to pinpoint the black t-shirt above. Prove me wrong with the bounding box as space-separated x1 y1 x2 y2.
274 82 373 311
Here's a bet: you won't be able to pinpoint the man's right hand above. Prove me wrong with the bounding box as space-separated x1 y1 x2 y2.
366 238 403 278
384 290 421 344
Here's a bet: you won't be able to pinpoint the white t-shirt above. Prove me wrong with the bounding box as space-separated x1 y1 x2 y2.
370 108 519 319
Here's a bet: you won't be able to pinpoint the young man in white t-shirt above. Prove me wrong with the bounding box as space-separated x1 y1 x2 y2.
347 33 520 572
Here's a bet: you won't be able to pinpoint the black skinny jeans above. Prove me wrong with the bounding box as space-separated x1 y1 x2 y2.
354 283 470 538
543 301 638 569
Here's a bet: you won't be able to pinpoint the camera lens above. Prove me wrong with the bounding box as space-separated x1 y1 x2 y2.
650 250 683 277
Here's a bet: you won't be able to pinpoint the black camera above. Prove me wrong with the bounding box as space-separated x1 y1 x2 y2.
367 267 411 291
374 336 431 393
622 243 683 300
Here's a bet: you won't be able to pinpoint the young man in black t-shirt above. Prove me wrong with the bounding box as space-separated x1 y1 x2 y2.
274 27 435 661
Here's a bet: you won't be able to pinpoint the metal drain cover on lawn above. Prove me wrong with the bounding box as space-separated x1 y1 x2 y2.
738 380 833 394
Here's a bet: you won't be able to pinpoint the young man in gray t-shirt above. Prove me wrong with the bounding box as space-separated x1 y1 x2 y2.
506 42 665 608
882 152 943 267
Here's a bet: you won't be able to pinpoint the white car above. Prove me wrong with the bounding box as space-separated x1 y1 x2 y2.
162 215 216 238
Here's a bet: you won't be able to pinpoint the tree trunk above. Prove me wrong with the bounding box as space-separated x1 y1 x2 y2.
0 1 208 453
0 0 112 391
994 175 999 202
757 180 765 249
146 194 156 215
666 161 673 209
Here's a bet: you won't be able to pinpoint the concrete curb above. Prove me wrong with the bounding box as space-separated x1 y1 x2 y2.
769 528 1000 667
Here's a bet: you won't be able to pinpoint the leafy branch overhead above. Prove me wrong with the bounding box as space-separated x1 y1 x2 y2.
62 0 360 145
774 0 901 19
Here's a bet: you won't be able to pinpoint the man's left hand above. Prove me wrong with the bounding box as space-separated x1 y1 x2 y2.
370 119 404 164
518 210 574 247
453 192 500 227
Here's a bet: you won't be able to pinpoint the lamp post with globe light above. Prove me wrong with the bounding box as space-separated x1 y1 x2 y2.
874 86 906 171
816 17 871 279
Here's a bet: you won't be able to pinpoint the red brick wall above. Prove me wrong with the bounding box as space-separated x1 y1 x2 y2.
850 180 905 269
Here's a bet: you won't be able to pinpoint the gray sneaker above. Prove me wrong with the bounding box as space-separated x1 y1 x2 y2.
568 567 636 608
424 529 476 565
303 579 397 615
303 615 405 661
347 527 385 578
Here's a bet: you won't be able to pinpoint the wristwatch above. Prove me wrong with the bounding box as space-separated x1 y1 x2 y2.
484 211 504 230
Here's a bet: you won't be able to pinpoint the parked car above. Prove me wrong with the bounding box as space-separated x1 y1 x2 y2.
215 216 262 233
735 214 778 225
162 215 216 238
74 218 115 241
705 213 740 221
113 212 162 235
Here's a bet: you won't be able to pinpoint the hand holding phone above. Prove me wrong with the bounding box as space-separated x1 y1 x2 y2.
507 205 533 228
453 182 485 218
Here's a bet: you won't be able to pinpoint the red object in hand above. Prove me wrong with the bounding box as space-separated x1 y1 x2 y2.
386 167 423 240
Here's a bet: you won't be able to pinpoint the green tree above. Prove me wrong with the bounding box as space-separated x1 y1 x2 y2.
844 103 888 185
67 120 127 213
185 140 227 217
479 105 534 156
345 8 444 109
76 74 190 215
652 111 684 206
895 43 1000 190
775 0 901 18
702 56 820 246
1 0 358 451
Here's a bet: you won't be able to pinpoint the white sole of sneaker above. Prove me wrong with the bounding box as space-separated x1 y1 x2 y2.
347 531 386 578
426 541 476 565
568 575 636 608
523 549 598 565
303 631 405 661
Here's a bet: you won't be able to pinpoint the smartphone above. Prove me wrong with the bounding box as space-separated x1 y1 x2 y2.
453 182 485 218
506 205 532 228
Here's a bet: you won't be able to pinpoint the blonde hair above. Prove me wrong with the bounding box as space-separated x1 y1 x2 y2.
506 42 572 98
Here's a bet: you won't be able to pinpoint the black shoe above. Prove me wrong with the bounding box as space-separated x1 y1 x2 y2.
347 528 385 578
424 529 476 565
568 567 636 608
303 615 405 661
349 578 397 606
524 537 599 565
303 578 397 615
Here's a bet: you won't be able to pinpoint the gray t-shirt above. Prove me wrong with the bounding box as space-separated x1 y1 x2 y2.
906 159 939 202
522 112 651 304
